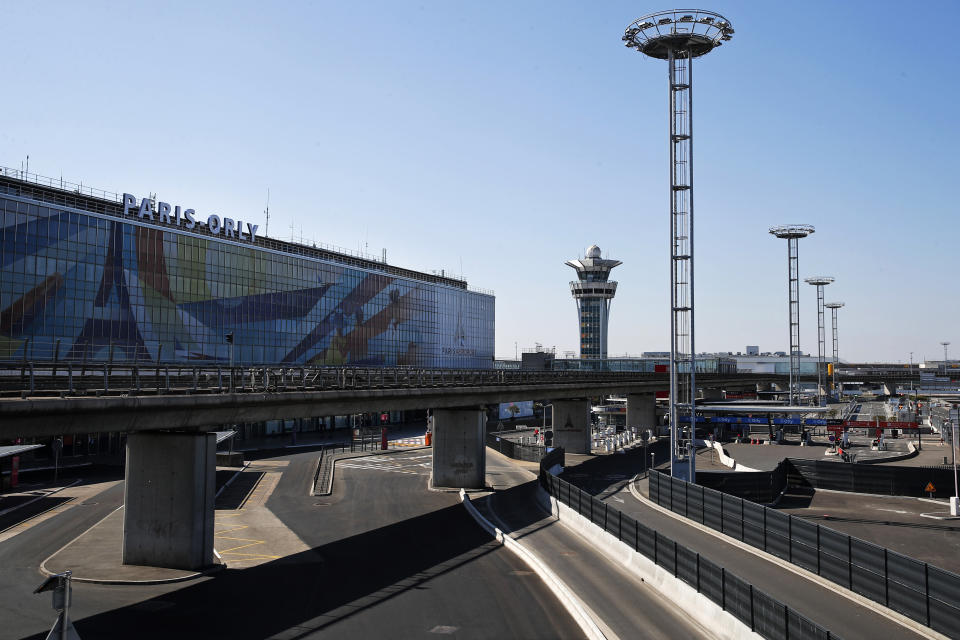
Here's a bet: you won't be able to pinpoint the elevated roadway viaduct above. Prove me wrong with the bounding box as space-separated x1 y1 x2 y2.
0 369 784 437
0 366 784 571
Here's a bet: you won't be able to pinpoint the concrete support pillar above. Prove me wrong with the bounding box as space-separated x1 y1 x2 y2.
123 432 216 570
551 399 591 454
626 393 657 434
432 407 486 489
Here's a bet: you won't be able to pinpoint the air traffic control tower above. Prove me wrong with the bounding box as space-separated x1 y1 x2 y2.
566 245 621 360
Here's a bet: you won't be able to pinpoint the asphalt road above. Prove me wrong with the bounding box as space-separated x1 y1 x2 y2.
563 448 931 640
475 450 714 640
0 449 583 640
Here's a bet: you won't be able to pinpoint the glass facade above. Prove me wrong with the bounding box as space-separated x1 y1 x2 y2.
579 298 605 359
0 177 494 368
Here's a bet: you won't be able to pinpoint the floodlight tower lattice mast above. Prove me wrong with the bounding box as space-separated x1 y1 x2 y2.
825 302 844 398
769 225 815 405
805 277 834 407
943 342 951 365
622 10 734 480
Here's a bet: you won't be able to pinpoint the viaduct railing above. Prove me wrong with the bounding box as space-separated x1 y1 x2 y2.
650 470 960 638
0 363 776 398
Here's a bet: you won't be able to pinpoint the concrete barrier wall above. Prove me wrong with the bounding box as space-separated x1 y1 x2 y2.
536 486 762 640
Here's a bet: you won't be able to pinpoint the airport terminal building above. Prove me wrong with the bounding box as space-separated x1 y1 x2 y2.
0 168 495 369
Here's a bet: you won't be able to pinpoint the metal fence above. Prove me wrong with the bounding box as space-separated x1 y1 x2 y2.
650 470 960 638
699 458 958 502
538 467 837 639
697 465 788 504
789 459 957 498
486 432 545 463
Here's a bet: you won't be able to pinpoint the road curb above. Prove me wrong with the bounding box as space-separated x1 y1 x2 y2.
459 489 608 640
41 562 225 585
38 505 225 586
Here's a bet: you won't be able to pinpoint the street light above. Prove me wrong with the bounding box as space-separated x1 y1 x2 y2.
947 421 959 512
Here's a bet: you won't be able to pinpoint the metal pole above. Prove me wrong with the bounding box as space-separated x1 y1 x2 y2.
952 417 958 514
788 237 799 405
667 45 696 481
816 285 825 406
60 571 71 640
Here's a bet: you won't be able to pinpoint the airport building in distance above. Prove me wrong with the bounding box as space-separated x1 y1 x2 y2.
0 167 494 368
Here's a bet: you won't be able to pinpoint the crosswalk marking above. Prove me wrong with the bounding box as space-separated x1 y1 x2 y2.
338 453 431 475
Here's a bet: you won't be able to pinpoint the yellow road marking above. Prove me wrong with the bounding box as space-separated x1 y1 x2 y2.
214 525 249 535
218 552 281 559
217 540 267 553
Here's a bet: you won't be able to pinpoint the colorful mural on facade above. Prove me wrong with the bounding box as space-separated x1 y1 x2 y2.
0 190 494 367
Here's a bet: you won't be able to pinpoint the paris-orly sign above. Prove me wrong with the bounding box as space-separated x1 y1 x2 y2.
123 193 259 242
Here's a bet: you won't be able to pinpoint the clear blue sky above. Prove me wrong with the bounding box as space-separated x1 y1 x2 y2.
4 1 958 363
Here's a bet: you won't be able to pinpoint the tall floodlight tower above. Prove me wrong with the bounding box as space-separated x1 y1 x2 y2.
942 341 951 365
825 302 844 399
566 245 622 363
769 225 815 405
805 277 834 406
622 10 734 480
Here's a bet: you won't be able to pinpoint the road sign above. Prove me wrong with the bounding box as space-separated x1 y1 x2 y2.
925 482 936 494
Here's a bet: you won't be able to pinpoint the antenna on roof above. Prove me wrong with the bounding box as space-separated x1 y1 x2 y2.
264 188 270 238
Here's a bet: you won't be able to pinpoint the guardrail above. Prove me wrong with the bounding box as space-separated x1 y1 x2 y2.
0 363 774 398
650 470 960 638
539 465 836 639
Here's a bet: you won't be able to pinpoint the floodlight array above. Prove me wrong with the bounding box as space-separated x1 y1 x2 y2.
623 10 734 59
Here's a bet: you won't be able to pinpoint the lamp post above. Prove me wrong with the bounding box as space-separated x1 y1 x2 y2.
805 277 833 407
771 225 815 405
622 9 735 481
951 415 959 516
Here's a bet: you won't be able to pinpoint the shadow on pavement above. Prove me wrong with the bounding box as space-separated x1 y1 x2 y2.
472 479 555 540
795 513 960 532
561 442 667 497
0 496 74 532
775 485 816 509
25 503 499 640
214 471 264 510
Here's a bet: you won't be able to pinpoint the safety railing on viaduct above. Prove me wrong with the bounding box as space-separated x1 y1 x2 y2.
650 470 960 638
0 363 776 398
